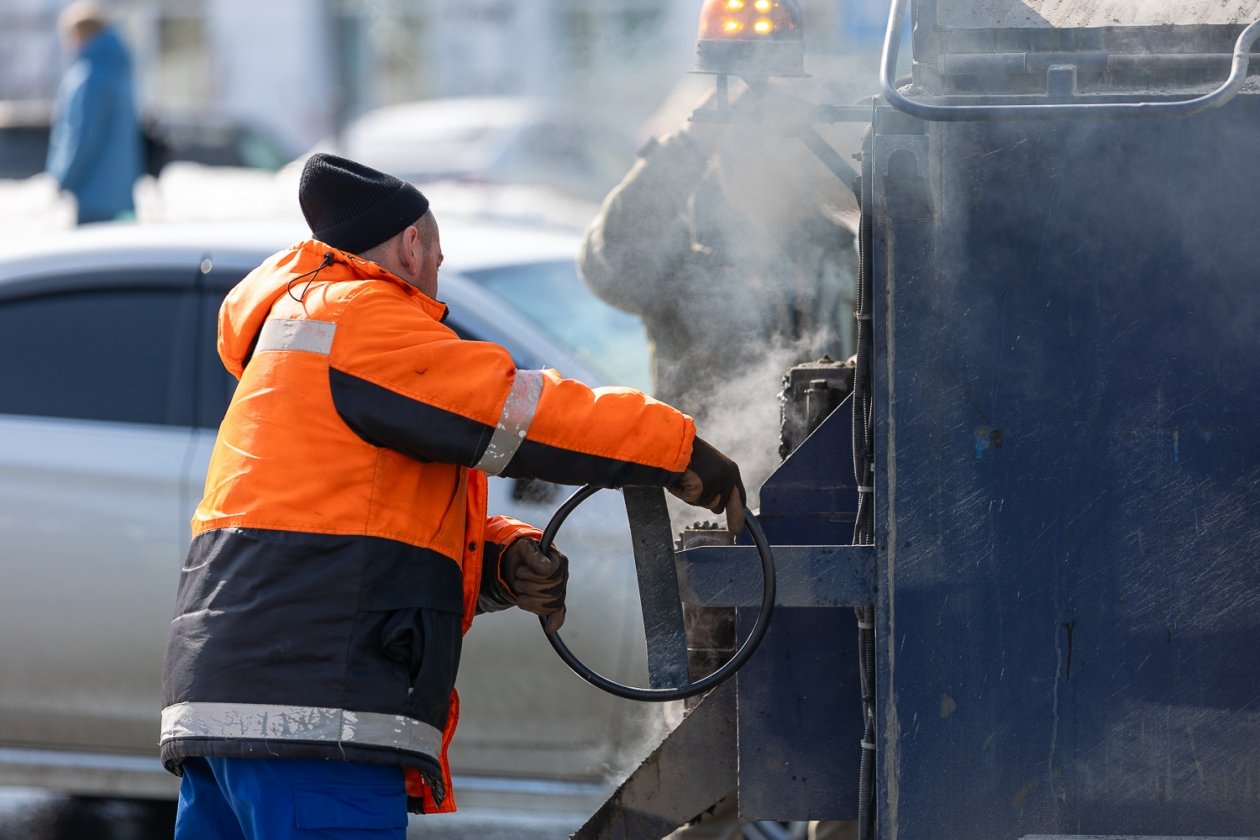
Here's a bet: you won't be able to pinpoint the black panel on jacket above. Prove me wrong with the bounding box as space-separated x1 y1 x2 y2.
164 528 464 732
501 437 682 489
329 367 493 466
330 367 682 489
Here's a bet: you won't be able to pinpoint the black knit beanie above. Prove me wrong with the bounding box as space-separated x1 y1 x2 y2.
299 153 430 254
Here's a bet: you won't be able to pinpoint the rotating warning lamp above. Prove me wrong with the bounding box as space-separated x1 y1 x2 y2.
695 0 806 79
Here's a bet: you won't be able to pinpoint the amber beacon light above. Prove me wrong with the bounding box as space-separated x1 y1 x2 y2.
695 0 806 78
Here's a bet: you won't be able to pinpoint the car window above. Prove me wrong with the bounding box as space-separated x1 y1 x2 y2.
463 260 651 391
0 286 196 426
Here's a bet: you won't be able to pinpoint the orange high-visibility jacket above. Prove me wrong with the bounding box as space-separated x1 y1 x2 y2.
159 241 695 813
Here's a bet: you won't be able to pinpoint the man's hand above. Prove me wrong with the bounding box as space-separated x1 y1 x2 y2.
669 436 747 535
501 538 569 634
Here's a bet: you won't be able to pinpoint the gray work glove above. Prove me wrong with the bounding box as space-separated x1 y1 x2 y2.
502 538 569 634
669 436 747 535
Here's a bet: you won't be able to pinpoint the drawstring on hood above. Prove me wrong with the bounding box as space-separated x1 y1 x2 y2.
218 241 450 380
286 251 334 303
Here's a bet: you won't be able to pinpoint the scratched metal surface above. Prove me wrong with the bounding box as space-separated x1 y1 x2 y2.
872 94 1260 839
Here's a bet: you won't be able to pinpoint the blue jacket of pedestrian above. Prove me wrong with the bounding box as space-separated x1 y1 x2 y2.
46 27 143 223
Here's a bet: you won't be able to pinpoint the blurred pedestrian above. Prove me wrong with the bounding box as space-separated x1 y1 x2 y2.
46 1 144 224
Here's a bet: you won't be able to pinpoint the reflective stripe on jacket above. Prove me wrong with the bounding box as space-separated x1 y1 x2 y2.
160 240 695 813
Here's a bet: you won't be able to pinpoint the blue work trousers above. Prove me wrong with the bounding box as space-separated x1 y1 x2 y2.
175 756 409 839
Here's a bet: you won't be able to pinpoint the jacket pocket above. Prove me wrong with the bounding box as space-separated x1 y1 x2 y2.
346 542 466 730
379 606 463 727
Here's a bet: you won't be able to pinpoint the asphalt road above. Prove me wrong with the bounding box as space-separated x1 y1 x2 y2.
0 788 585 839
0 790 175 839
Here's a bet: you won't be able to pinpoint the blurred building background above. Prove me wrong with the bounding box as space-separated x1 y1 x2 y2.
0 0 888 153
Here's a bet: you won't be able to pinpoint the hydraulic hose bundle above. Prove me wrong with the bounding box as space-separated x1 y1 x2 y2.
852 125 878 840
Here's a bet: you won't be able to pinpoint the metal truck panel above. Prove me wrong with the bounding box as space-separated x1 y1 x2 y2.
873 94 1260 838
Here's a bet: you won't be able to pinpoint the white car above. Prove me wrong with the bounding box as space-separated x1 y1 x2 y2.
0 219 664 816
324 97 634 202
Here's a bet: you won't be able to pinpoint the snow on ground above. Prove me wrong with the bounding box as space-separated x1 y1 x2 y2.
0 174 76 239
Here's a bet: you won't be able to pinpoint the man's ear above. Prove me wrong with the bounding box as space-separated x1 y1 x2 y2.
396 225 421 276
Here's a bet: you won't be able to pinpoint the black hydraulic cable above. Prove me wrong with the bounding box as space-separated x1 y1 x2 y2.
857 604 877 839
851 141 869 546
853 122 876 547
853 125 878 840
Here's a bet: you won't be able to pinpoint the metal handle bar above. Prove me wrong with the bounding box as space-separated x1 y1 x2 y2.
880 0 1260 121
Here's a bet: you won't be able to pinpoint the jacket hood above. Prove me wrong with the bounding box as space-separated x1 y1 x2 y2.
78 28 131 75
218 239 447 378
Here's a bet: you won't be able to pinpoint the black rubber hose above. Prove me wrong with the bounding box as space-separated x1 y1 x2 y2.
853 122 876 547
851 131 871 546
861 121 876 543
858 604 877 839
854 124 878 840
538 485 777 703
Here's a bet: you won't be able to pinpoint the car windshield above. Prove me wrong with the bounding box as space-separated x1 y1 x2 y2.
464 260 651 393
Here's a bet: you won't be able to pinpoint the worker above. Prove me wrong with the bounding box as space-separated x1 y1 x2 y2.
45 1 144 224
160 153 745 839
579 87 858 430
